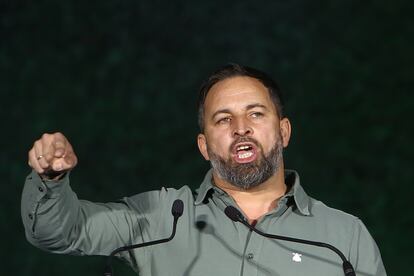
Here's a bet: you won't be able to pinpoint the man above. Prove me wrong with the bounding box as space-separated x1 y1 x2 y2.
22 64 386 275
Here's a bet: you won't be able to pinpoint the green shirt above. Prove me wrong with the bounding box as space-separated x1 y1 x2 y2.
21 169 386 276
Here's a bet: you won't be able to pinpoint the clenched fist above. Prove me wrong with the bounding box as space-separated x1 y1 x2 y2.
28 132 78 179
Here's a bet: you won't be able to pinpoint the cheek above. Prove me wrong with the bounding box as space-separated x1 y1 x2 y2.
206 134 232 154
258 127 279 151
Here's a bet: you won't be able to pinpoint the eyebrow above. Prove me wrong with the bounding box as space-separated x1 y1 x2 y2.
211 103 269 119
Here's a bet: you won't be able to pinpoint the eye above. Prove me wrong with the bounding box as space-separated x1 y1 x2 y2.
250 112 264 118
216 117 232 125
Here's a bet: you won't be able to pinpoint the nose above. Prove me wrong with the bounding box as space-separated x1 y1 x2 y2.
232 117 253 137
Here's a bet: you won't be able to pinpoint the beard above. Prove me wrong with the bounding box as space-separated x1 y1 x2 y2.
207 136 284 190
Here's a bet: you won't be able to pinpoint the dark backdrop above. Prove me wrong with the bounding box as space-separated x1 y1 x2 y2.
1 1 413 275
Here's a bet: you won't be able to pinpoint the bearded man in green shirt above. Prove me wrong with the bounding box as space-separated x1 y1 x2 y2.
22 64 386 276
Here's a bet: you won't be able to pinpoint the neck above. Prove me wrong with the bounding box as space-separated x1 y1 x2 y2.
213 165 287 222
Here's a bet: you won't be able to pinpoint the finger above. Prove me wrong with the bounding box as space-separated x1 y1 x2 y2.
34 140 51 170
53 132 67 157
40 134 55 163
50 144 78 172
28 148 45 174
63 143 76 162
63 150 78 168
51 156 75 172
44 150 55 163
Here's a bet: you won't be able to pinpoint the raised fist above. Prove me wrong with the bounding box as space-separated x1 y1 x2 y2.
28 132 78 179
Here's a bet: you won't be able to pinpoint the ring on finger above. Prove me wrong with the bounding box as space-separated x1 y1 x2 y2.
36 155 43 160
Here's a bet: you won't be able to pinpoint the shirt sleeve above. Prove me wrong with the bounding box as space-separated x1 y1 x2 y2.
20 170 158 256
350 218 387 276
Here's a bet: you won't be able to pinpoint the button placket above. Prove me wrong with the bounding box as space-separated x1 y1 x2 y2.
36 182 48 201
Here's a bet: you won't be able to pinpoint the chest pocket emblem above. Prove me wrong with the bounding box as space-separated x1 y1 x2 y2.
292 253 302 262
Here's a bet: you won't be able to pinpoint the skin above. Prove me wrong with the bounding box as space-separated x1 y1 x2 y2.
197 76 292 222
28 132 77 180
28 76 291 221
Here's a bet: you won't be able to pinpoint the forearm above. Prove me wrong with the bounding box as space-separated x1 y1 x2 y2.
21 171 82 253
21 171 138 256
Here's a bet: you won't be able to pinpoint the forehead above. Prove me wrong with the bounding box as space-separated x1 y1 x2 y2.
204 76 277 114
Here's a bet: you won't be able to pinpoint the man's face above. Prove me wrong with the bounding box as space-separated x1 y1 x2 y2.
197 76 291 189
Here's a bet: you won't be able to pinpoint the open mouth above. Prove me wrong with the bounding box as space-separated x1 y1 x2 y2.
232 142 258 163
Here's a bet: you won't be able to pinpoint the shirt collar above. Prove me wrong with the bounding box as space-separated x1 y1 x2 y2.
194 169 311 216
194 169 216 205
284 169 310 216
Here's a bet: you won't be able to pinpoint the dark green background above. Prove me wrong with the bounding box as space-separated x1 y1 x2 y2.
2 1 413 275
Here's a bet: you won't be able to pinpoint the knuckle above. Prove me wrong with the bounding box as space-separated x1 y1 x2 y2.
45 153 53 160
54 132 64 139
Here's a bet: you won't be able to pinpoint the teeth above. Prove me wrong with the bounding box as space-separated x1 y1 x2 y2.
237 145 251 151
238 152 253 159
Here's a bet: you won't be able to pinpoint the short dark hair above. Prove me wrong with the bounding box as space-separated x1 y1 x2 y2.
197 63 284 132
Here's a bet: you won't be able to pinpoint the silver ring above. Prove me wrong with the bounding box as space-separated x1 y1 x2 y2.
36 155 43 160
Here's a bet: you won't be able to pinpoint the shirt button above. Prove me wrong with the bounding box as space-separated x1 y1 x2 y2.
28 213 33 220
247 253 254 260
38 186 44 192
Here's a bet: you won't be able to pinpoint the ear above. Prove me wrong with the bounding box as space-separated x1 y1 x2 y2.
197 133 210 160
279 117 292 148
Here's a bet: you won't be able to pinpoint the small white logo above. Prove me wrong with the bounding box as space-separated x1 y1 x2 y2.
292 253 302 262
